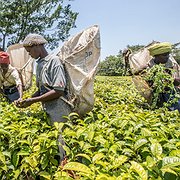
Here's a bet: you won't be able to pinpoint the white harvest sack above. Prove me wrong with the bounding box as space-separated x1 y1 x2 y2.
129 48 152 74
7 44 34 90
58 25 101 116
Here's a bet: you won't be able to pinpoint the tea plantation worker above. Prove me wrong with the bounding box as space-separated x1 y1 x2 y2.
15 33 72 163
0 51 23 102
122 48 132 75
147 42 180 112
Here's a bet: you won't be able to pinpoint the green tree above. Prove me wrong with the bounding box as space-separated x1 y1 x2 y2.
98 44 144 76
0 0 78 50
97 55 124 76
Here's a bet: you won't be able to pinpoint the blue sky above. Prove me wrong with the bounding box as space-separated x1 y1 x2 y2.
68 0 180 60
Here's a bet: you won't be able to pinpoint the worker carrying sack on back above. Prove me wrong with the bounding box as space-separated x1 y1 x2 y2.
126 42 180 111
122 43 156 103
16 25 101 118
15 25 101 164
0 51 23 103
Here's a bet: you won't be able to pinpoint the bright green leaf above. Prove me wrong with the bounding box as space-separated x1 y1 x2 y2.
76 153 91 162
150 142 162 159
134 138 148 150
130 161 148 180
63 162 92 175
39 171 51 180
93 153 105 163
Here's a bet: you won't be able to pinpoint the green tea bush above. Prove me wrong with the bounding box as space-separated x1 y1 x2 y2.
143 65 180 109
0 76 179 179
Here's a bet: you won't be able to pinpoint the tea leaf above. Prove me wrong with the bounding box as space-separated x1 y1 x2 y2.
130 161 148 180
76 153 91 162
150 142 162 159
11 150 19 167
162 157 180 166
39 171 51 180
93 153 105 163
134 138 148 150
63 162 92 174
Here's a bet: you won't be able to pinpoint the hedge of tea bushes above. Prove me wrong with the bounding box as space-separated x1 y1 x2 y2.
0 76 179 180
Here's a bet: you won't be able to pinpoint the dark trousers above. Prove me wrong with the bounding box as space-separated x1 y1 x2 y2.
3 86 20 103
158 92 180 112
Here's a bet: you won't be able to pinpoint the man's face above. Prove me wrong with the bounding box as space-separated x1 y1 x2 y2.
154 52 169 64
25 45 40 59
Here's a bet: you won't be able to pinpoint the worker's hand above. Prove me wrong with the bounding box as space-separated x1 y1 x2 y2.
164 68 172 75
14 98 34 108
14 98 23 107
16 97 22 101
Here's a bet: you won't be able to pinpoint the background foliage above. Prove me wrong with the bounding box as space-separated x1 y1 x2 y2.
0 0 78 50
97 55 124 76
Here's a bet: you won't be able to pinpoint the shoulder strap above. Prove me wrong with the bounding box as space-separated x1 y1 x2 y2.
19 58 33 72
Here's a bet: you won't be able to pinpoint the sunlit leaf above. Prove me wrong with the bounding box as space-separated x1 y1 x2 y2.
96 174 116 180
169 150 180 157
76 153 91 162
87 130 95 142
130 161 148 180
0 151 6 164
161 166 178 176
93 153 105 163
150 142 162 159
39 171 51 180
63 162 92 174
134 138 148 150
41 154 49 170
0 129 11 138
162 157 180 166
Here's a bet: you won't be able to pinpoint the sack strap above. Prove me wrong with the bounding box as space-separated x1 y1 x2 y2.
60 96 74 109
19 58 33 72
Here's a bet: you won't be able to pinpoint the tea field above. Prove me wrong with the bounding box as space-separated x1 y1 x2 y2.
0 76 180 179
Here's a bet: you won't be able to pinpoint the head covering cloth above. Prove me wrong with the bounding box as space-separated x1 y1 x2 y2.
148 42 172 56
0 52 10 64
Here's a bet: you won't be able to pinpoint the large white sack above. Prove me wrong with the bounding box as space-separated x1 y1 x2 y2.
7 44 34 90
58 25 101 116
